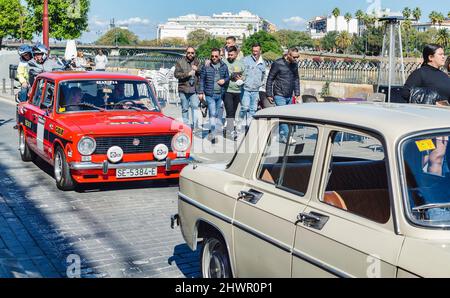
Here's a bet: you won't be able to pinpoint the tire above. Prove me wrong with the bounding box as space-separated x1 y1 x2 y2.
19 129 35 162
200 233 232 278
54 146 76 191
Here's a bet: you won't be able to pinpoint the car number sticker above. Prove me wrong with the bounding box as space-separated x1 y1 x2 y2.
55 127 64 136
416 139 436 152
36 116 46 152
25 119 32 129
59 107 66 113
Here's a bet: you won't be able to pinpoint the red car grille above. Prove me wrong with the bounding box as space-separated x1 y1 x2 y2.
94 135 174 154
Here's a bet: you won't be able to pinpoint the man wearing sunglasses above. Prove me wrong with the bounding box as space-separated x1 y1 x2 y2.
266 47 301 143
175 47 201 132
198 48 230 144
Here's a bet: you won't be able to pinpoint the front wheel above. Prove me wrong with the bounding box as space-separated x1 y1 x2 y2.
201 234 232 278
54 146 76 191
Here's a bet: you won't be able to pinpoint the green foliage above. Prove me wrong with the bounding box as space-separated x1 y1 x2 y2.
320 81 331 97
242 31 283 56
402 7 411 19
187 29 211 47
0 0 33 46
96 28 139 46
158 38 187 47
321 31 338 52
273 30 313 49
335 31 352 53
413 7 422 21
436 29 449 49
26 0 90 40
262 51 281 61
332 8 340 18
196 38 224 59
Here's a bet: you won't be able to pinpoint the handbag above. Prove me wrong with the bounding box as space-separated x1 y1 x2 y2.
409 87 442 105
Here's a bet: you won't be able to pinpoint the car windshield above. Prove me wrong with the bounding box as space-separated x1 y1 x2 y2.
57 80 160 113
402 132 450 228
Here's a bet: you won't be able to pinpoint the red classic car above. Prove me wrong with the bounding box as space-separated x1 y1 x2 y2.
16 71 192 191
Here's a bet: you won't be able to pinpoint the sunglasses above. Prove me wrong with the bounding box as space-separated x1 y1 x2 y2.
187 52 195 54
211 55 220 58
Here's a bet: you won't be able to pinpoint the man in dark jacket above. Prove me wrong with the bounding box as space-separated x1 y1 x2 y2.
174 47 201 131
266 47 301 143
198 48 230 143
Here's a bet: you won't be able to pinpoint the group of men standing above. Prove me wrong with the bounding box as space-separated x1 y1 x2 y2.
175 36 301 144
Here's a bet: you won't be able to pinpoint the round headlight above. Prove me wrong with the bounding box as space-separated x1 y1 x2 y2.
77 137 96 156
172 133 191 152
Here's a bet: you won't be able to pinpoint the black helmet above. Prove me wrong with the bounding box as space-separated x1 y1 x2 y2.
18 45 33 57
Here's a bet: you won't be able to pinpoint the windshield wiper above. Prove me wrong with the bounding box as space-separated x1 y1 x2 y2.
413 203 450 212
63 102 105 112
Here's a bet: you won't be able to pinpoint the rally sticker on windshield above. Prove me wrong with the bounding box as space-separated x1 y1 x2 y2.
416 139 436 152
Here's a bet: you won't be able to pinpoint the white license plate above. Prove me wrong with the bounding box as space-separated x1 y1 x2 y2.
116 167 157 179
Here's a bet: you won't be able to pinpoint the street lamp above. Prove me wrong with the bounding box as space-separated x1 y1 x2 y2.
43 0 49 48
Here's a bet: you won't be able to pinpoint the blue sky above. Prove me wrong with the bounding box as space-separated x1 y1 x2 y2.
82 0 450 42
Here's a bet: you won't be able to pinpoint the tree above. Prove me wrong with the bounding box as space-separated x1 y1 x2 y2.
436 28 449 49
158 38 186 47
26 0 90 40
335 31 352 53
96 28 138 46
242 31 283 56
344 13 352 32
247 24 254 35
321 31 338 52
355 10 366 36
0 0 33 48
402 7 411 20
332 8 341 31
436 13 445 27
413 7 422 22
196 38 224 58
273 30 313 48
187 29 211 47
429 11 439 26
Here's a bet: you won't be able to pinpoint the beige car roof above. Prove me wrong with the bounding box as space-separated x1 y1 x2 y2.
255 103 450 138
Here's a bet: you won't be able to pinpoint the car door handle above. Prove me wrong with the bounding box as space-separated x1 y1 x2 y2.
297 212 329 231
238 190 263 205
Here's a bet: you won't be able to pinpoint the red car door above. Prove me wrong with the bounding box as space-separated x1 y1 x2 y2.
38 80 56 162
24 78 46 153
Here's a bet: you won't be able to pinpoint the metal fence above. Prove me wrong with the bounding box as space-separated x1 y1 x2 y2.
109 56 422 86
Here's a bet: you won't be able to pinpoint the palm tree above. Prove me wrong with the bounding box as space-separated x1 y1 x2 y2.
413 7 422 23
436 28 449 48
403 7 411 20
430 11 439 26
335 31 352 53
355 10 365 36
436 13 445 27
344 13 352 33
332 8 340 31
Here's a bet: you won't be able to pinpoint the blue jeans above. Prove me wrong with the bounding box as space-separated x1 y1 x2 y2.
18 86 29 102
206 94 223 135
240 91 259 126
274 96 292 140
180 92 199 129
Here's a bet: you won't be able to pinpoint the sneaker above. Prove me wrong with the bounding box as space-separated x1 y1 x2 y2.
207 133 217 144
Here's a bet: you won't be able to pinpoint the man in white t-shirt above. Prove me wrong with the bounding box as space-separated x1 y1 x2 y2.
95 49 108 71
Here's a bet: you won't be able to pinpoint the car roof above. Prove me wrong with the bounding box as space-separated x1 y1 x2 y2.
255 103 450 138
37 71 147 82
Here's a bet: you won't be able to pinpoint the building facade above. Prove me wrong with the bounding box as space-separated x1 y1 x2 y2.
413 20 450 32
157 11 274 41
308 15 359 39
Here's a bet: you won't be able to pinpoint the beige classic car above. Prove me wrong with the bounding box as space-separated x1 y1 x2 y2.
173 103 450 278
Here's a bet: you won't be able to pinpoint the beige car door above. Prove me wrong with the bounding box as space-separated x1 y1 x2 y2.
233 122 321 277
292 128 404 278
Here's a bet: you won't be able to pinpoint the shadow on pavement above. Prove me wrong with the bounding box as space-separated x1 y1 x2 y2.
169 244 202 278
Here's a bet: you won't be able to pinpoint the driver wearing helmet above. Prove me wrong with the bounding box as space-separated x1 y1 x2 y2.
17 45 33 102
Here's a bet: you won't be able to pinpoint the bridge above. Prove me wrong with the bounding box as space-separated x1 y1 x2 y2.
2 43 186 57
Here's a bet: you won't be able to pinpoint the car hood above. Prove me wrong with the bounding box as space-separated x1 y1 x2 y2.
58 112 188 136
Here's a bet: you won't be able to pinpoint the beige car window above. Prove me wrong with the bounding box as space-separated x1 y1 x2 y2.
258 123 319 196
322 131 391 224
